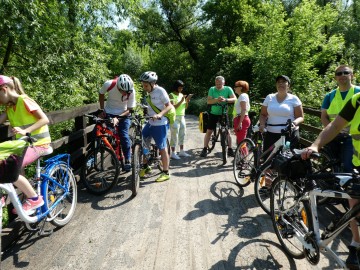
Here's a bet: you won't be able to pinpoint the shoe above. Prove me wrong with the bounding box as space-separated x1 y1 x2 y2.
124 162 132 172
155 172 170 182
13 196 44 215
200 148 207 157
228 148 235 157
139 165 152 178
178 150 191 157
170 152 181 160
346 245 359 269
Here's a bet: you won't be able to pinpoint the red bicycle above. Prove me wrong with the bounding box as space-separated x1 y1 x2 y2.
80 114 125 195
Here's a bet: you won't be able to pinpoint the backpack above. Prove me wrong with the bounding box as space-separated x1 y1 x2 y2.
199 111 209 133
146 96 176 125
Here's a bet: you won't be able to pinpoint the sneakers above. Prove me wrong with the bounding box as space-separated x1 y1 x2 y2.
170 152 181 160
200 148 207 157
155 172 170 182
228 148 235 157
124 162 132 172
346 245 360 269
178 150 191 157
13 196 44 215
139 165 152 178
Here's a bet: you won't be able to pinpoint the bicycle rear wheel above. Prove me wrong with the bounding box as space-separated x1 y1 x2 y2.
254 164 277 215
233 138 256 187
81 145 120 195
270 177 311 259
208 127 219 152
220 129 228 165
131 144 142 197
44 163 77 227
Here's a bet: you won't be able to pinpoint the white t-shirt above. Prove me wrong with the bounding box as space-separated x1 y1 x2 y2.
235 93 250 115
262 93 302 133
146 85 170 126
99 79 136 115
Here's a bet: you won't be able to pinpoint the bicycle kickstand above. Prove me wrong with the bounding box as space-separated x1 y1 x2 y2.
37 219 53 236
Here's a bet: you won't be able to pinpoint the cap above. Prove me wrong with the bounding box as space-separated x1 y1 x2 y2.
0 75 12 86
275 75 291 84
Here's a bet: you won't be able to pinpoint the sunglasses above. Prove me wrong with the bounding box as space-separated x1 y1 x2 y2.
335 71 352 76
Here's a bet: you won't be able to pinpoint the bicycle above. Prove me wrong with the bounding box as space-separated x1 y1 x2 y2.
207 103 231 164
270 151 360 268
80 114 126 195
0 135 77 251
130 104 170 183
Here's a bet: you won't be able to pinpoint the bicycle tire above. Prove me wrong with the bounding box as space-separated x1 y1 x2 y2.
254 164 277 215
81 145 120 195
233 138 256 187
270 177 312 259
208 127 219 152
220 129 227 165
44 163 77 227
131 144 142 197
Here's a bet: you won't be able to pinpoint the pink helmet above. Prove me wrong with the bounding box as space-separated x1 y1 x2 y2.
0 75 12 86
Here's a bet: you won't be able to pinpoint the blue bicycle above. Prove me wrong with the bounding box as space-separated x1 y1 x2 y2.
0 135 77 241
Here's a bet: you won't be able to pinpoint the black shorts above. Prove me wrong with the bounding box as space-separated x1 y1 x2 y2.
207 113 222 130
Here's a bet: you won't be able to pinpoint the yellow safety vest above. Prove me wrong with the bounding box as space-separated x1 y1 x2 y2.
6 95 51 146
350 93 360 166
327 87 355 121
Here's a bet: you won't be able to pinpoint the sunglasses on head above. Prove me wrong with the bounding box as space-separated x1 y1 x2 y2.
335 71 351 76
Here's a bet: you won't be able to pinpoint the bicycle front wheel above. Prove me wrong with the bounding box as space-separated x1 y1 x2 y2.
131 144 142 197
233 138 256 187
81 145 120 195
44 163 77 227
220 129 228 165
254 164 277 215
270 177 311 259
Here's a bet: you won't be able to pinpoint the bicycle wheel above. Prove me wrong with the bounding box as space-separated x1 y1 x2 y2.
254 164 277 215
81 145 120 195
233 139 256 187
131 144 142 197
270 177 312 259
44 163 77 227
208 127 219 152
220 129 227 165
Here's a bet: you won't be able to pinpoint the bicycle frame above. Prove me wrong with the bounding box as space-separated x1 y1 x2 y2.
94 120 123 161
0 154 72 224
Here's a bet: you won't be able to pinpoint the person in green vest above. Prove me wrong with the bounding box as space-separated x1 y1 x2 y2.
321 65 360 173
200 76 236 158
169 80 192 159
302 92 360 269
0 75 53 215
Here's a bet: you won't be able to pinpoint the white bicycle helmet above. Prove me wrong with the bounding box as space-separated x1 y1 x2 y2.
117 74 134 93
139 71 158 83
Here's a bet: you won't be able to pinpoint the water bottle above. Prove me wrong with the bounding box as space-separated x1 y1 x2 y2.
143 148 149 156
87 157 95 167
284 141 291 150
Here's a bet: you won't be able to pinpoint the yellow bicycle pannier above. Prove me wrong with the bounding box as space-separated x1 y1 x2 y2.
199 111 209 133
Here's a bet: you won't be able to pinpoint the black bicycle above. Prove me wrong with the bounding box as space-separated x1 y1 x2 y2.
207 103 231 164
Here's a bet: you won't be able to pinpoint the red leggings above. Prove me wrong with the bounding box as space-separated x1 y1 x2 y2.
233 115 251 144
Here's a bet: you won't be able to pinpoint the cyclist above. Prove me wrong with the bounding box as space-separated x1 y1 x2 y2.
0 75 53 214
169 80 192 159
259 75 304 153
139 71 174 182
320 65 360 173
200 76 236 158
98 74 136 172
233 80 251 145
302 92 360 269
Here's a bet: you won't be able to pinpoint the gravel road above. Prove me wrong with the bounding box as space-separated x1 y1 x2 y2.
1 115 353 270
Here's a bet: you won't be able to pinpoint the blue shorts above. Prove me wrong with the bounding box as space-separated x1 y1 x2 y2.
142 123 169 150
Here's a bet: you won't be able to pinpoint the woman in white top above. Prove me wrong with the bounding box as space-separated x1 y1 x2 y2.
233 80 251 144
259 75 304 152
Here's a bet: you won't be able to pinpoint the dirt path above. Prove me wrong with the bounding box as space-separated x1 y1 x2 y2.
1 115 352 269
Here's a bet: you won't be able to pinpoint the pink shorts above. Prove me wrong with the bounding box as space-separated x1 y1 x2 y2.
22 145 53 167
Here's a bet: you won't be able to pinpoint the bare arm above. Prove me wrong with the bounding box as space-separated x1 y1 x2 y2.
259 105 268 132
236 101 247 130
99 94 105 110
320 109 330 127
293 105 304 126
0 112 8 124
